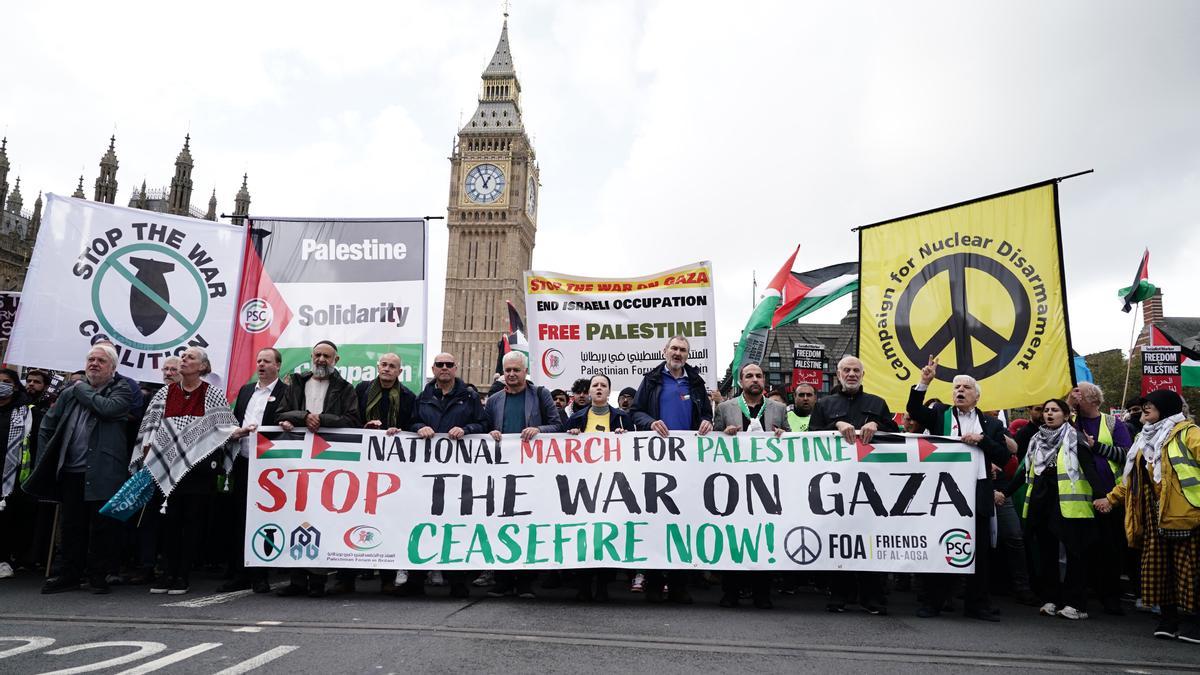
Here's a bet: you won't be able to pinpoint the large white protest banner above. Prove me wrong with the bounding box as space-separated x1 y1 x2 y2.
524 262 719 394
7 195 245 384
245 429 983 573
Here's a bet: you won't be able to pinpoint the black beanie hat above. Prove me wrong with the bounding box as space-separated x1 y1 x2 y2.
1144 389 1183 419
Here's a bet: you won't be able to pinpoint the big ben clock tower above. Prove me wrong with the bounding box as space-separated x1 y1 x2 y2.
442 17 540 387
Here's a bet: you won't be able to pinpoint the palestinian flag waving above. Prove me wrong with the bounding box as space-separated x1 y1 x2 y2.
730 246 858 378
1119 249 1155 313
495 300 529 374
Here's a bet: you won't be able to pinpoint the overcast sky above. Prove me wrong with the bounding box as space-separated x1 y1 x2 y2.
3 0 1198 372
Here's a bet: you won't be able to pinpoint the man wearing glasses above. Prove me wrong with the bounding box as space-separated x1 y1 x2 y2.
395 352 487 599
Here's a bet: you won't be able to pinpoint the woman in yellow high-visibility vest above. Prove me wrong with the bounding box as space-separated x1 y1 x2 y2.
1095 389 1200 643
1003 398 1100 620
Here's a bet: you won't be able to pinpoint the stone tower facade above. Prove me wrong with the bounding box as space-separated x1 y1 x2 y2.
441 19 540 388
232 174 251 226
93 136 119 204
167 135 194 216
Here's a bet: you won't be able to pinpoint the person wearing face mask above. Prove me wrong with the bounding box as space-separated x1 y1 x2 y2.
908 358 1014 620
0 368 34 579
565 373 632 602
1003 397 1101 620
1095 389 1200 643
131 347 238 595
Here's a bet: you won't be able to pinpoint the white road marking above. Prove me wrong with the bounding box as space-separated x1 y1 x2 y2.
162 589 254 608
39 641 166 675
254 621 281 626
231 627 261 633
210 646 298 675
112 643 222 674
0 636 55 659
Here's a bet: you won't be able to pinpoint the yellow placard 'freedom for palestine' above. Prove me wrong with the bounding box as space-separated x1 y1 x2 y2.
858 183 1073 411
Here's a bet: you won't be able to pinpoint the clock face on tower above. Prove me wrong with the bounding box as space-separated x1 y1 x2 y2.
464 163 506 204
526 175 537 215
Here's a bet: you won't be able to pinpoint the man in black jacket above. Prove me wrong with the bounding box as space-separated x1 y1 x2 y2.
220 347 288 593
396 352 487 599
330 352 418 596
275 340 361 598
630 336 713 604
809 355 897 614
906 356 1009 621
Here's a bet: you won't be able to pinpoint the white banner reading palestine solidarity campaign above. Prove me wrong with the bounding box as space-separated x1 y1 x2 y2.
245 429 983 573
7 195 244 384
524 262 719 394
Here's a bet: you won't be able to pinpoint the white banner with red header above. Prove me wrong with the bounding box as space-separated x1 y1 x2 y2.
245 428 984 573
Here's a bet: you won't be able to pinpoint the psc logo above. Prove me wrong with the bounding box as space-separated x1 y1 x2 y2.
289 522 322 561
343 525 382 551
239 297 274 334
541 348 564 378
939 528 974 568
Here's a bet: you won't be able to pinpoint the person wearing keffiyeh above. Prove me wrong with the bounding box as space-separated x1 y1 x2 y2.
1096 389 1200 643
1004 398 1101 621
132 347 237 596
0 368 33 580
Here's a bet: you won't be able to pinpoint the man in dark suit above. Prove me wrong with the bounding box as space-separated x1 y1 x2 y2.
906 356 1010 621
220 347 288 593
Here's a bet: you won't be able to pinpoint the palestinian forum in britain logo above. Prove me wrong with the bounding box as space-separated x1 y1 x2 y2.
343 525 383 551
541 348 564 378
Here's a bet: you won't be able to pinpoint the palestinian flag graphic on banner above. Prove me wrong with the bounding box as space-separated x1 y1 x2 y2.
495 300 529 375
730 246 858 378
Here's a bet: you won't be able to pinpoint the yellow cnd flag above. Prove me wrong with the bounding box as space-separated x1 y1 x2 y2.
857 182 1074 412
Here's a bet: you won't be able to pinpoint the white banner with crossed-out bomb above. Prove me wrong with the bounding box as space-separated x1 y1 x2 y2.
7 195 244 384
245 428 984 573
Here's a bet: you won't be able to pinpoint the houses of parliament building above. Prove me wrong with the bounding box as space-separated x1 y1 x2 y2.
0 134 252 294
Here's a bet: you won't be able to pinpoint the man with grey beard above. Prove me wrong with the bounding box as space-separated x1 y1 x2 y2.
275 340 361 597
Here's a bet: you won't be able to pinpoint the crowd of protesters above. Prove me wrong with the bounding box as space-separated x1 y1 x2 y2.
0 336 1197 644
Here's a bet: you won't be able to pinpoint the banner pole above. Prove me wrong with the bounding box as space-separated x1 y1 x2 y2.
1121 303 1142 405
45 504 59 579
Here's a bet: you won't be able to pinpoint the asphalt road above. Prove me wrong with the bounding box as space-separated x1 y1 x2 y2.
1 573 1197 674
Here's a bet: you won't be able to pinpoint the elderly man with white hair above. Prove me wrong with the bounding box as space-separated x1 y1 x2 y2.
24 344 134 594
906 356 1012 621
1069 381 1133 615
810 355 898 615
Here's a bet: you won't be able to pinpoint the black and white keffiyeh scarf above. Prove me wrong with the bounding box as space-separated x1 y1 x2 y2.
131 383 238 499
1 404 33 507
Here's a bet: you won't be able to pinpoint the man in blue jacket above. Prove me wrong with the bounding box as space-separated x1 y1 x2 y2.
630 335 713 603
396 352 487 599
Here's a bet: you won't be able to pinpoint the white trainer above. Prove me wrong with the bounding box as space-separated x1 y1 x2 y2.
1058 606 1089 620
0 562 13 579
1039 602 1057 616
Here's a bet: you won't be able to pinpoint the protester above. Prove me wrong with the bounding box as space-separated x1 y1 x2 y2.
161 356 182 384
131 347 237 595
1070 382 1132 615
1095 389 1200 642
617 387 637 412
565 378 591 417
221 348 288 594
485 351 562 599
25 345 132 594
551 389 569 411
767 388 786 405
23 370 48 405
275 340 361 597
907 358 1011 620
562 373 632 601
1014 403 1044 461
1003 397 1100 620
713 363 788 609
787 383 817 432
1123 396 1146 437
630 335 713 604
399 352 487 599
0 368 34 579
809 355 897 614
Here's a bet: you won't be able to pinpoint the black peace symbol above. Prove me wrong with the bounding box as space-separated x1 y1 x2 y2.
895 253 1030 381
784 526 821 565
